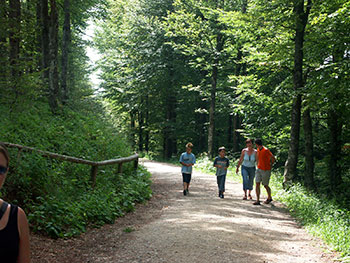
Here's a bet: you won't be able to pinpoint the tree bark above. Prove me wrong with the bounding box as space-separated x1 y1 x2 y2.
328 110 343 189
283 0 312 187
130 111 136 150
232 114 240 153
163 66 177 159
138 109 144 152
303 107 315 190
327 44 345 190
208 63 217 157
208 31 224 157
0 0 8 90
48 0 59 112
228 114 233 148
61 0 71 104
145 95 150 153
41 0 50 83
8 0 21 98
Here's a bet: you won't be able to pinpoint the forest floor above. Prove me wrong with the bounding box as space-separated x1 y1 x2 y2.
31 160 337 263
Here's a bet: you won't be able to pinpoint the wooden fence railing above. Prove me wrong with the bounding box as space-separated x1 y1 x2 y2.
2 142 139 188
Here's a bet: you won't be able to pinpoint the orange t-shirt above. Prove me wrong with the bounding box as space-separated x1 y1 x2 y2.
257 146 273 171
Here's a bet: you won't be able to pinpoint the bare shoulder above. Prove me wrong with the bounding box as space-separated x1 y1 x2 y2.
17 207 29 234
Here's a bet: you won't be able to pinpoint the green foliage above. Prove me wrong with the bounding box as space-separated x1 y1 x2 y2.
0 100 152 238
27 167 151 238
275 184 350 258
123 227 135 233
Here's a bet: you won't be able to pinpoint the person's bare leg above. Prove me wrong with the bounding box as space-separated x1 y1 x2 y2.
248 190 252 199
183 182 188 190
255 182 260 202
243 189 247 199
264 185 272 200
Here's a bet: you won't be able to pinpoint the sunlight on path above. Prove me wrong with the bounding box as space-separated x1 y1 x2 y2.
103 160 332 263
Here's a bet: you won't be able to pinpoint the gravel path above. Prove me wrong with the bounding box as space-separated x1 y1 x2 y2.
31 160 335 262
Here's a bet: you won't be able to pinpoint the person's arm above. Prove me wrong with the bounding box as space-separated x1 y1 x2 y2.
213 157 221 168
17 207 30 263
256 150 260 168
236 150 245 173
225 158 229 170
179 154 188 167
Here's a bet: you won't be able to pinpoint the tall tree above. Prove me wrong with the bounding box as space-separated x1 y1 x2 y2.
0 0 8 92
165 0 233 156
303 106 315 189
8 0 21 99
61 0 71 104
48 0 59 111
40 0 50 85
283 0 312 187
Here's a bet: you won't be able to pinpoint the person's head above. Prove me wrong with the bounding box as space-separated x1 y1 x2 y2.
0 143 10 189
245 138 253 148
255 138 263 148
218 146 226 157
186 142 193 153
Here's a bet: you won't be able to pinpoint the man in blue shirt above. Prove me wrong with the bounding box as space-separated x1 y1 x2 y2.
179 142 196 196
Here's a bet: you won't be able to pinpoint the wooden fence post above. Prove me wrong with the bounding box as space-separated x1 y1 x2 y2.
91 165 98 188
118 163 123 174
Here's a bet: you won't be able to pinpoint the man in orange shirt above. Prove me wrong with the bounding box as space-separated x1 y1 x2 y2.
253 138 275 205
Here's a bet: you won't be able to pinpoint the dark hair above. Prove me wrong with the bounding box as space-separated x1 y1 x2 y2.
0 143 10 166
255 138 262 146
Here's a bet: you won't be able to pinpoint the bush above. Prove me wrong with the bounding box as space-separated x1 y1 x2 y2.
275 184 350 258
0 101 152 238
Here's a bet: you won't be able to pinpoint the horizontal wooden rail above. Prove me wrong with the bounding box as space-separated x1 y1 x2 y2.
2 142 139 188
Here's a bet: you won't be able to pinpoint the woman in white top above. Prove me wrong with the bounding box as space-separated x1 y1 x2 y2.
236 139 257 200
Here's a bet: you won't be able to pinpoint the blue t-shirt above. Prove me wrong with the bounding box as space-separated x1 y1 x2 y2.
214 156 229 176
179 152 196 174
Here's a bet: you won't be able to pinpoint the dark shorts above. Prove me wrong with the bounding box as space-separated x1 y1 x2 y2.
182 173 192 183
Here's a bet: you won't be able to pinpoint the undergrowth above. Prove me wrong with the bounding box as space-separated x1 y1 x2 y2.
0 100 152 238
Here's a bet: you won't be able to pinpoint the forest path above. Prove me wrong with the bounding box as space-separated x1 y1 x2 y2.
31 160 334 263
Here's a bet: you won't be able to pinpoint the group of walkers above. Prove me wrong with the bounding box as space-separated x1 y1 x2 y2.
179 138 275 205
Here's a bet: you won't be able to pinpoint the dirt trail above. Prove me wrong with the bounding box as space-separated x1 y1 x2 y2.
31 160 335 263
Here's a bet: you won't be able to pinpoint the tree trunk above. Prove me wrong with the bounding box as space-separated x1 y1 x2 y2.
130 111 136 150
232 115 240 153
228 114 233 148
61 0 71 104
36 1 42 70
163 67 177 159
327 44 345 190
208 64 217 157
41 0 50 83
303 107 315 190
138 109 144 152
283 0 312 187
328 110 343 189
0 0 8 91
145 95 150 153
48 0 59 112
8 0 21 98
208 30 224 157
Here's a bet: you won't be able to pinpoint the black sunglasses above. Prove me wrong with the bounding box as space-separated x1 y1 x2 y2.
0 166 8 175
